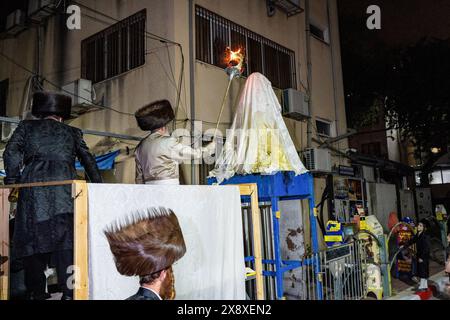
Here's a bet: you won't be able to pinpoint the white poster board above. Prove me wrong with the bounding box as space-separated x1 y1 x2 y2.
87 184 246 300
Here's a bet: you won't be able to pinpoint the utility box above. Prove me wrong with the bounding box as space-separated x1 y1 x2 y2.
282 88 309 121
303 148 331 172
416 187 432 221
5 10 27 36
362 166 375 182
367 182 397 232
399 189 415 219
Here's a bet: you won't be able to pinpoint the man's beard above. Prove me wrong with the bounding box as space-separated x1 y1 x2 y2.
159 267 176 300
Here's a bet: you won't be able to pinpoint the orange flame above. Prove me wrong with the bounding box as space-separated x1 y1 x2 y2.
229 48 241 63
225 47 244 73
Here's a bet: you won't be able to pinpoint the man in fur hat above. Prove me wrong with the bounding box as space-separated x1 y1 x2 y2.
134 99 215 185
104 207 186 300
4 91 102 300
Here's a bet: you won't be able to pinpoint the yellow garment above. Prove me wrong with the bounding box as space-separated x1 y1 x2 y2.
253 116 292 172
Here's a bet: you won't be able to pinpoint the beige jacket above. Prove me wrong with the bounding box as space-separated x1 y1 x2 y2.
135 132 215 184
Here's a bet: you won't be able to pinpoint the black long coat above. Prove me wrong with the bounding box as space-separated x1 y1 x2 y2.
408 232 431 279
4 119 102 258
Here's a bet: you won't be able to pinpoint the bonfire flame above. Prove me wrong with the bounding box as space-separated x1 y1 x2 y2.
225 47 244 80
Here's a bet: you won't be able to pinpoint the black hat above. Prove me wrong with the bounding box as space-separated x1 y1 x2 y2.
31 91 72 119
135 100 175 131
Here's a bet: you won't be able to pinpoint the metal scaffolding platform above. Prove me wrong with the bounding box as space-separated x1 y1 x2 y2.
208 171 321 299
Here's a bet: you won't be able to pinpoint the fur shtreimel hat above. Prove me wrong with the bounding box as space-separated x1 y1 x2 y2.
134 99 175 131
31 91 72 119
104 207 186 277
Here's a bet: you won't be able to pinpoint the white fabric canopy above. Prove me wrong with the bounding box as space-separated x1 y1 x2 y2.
87 184 246 300
210 72 308 183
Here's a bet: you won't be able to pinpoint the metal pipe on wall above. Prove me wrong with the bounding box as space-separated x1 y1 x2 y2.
0 116 142 141
326 0 340 139
188 0 196 184
304 0 313 148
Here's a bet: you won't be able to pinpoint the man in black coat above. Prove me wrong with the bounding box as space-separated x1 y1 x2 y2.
4 91 102 300
403 219 431 292
104 207 186 300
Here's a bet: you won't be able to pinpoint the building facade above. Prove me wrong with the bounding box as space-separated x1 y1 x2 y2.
0 0 348 247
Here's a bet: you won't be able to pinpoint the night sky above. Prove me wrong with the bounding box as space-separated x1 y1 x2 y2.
338 0 450 46
338 0 450 163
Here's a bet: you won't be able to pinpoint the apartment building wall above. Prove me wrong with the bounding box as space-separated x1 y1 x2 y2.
0 0 180 184
1 1 348 217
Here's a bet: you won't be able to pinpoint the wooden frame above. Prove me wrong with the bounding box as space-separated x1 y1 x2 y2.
0 188 10 300
238 183 264 300
0 180 89 300
0 180 257 300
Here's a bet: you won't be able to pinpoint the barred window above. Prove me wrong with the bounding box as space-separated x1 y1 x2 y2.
195 6 297 90
81 10 146 83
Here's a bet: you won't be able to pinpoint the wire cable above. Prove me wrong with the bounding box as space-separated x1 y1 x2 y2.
75 4 186 120
0 51 135 116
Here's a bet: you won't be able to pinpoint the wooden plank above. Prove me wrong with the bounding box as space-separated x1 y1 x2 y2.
238 185 253 196
73 181 89 300
0 180 79 189
0 189 10 300
239 183 264 300
248 184 264 300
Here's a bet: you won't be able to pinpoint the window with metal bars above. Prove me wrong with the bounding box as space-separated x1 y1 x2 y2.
195 6 297 90
81 9 146 83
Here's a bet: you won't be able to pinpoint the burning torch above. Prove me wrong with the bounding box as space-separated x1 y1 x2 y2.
213 47 245 140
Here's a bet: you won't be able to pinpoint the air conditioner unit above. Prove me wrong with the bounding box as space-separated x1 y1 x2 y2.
62 79 93 106
5 10 27 36
303 148 332 172
282 88 309 121
28 0 57 21
1 120 19 142
272 0 304 17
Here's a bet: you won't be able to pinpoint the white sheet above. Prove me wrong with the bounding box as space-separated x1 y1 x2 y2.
87 184 246 300
210 72 308 183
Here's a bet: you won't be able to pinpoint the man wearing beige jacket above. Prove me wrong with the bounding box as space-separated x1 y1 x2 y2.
134 99 215 185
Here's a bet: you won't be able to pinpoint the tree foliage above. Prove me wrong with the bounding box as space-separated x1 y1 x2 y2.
385 38 450 163
342 30 450 170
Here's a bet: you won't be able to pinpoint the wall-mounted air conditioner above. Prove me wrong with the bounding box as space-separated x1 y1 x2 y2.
28 0 57 22
1 119 19 142
282 88 309 121
62 79 98 117
303 148 332 172
62 79 93 106
5 10 27 36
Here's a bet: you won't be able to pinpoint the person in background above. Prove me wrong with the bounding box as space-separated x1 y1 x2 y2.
402 219 431 292
4 91 102 300
134 99 215 185
445 232 450 287
104 207 186 300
